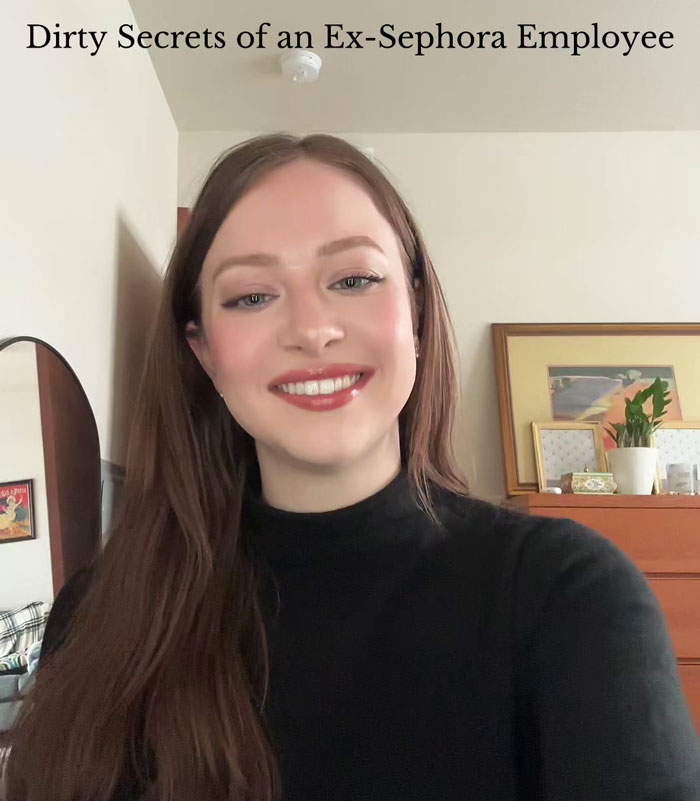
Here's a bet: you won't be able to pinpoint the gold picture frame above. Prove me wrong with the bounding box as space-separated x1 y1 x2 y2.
532 421 607 492
492 322 700 495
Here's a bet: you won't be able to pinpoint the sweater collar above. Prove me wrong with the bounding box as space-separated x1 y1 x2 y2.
243 465 426 561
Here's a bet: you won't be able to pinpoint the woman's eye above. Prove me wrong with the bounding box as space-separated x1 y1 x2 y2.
221 274 383 311
222 293 270 310
335 274 383 291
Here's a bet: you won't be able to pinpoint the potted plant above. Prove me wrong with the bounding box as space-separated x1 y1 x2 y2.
605 376 671 494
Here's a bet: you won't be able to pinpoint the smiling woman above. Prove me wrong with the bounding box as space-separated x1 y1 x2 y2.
5 134 700 801
183 156 426 510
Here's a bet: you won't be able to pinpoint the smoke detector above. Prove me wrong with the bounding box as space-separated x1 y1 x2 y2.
280 50 322 83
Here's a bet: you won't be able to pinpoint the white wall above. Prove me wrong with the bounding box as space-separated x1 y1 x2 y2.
1 0 178 602
179 130 700 501
0 344 52 609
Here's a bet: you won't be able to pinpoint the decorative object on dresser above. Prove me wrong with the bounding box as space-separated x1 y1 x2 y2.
560 470 616 494
605 376 671 495
654 421 700 493
505 492 700 738
666 463 697 495
492 323 700 496
531 421 607 491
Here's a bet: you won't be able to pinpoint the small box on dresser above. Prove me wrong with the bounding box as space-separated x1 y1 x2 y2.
504 493 700 737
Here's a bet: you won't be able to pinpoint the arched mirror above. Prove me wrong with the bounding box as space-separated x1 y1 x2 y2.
0 337 102 609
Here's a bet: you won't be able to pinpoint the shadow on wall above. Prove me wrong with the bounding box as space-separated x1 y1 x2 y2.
455 324 506 503
109 215 165 468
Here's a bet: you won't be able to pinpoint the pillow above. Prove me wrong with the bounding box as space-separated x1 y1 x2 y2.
0 602 51 659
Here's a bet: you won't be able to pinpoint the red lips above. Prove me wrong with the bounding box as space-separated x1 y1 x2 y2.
269 364 374 388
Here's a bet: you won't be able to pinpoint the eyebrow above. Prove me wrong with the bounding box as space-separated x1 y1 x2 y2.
212 235 386 282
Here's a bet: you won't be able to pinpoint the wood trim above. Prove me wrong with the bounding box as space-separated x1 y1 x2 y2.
505 494 700 509
492 324 526 496
492 322 700 338
36 345 64 590
30 340 101 597
646 573 700 580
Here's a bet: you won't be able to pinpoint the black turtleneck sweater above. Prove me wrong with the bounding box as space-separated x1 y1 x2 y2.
39 469 700 800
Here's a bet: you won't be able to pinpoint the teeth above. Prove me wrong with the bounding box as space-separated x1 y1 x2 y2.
277 373 363 396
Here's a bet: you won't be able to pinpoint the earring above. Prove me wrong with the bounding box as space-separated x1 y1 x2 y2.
415 344 420 358
218 391 224 398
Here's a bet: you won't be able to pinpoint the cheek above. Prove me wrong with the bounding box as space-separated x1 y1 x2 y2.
367 289 415 352
207 316 268 382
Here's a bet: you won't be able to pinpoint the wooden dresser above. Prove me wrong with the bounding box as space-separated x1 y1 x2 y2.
505 494 700 736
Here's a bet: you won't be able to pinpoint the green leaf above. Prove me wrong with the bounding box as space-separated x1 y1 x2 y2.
616 375 674 447
606 422 626 446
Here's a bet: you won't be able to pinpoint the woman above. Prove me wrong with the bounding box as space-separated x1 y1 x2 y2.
6 134 700 801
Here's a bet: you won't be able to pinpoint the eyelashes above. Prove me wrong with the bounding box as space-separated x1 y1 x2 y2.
221 273 385 311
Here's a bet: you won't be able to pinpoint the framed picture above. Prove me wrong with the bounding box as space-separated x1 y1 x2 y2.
653 421 700 491
492 323 700 495
0 479 35 544
532 422 607 491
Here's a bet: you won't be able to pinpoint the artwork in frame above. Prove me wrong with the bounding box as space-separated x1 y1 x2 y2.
492 323 700 495
548 365 682 449
0 479 35 544
532 422 607 491
652 421 700 492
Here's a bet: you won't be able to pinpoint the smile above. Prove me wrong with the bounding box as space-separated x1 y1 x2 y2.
270 372 373 412
276 373 363 396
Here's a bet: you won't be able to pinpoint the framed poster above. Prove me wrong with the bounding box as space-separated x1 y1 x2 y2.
492 323 700 495
0 479 35 544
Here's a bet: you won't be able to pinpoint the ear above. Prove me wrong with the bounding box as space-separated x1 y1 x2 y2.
185 321 216 382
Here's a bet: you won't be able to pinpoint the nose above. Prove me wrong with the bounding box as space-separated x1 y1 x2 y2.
277 287 345 355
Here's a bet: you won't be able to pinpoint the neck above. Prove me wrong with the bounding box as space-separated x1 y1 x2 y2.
254 426 402 513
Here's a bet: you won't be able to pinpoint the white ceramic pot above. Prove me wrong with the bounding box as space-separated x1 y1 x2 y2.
607 447 658 494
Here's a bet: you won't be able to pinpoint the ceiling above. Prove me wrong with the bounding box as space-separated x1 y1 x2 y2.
128 0 700 132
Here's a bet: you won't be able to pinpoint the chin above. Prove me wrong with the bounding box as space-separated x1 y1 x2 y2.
257 428 372 468
282 443 365 470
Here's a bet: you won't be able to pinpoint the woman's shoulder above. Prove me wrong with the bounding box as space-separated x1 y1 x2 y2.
433 488 655 654
431 485 571 543
433 486 640 586
41 564 96 660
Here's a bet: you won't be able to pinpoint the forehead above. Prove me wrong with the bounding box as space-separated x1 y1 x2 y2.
202 159 402 274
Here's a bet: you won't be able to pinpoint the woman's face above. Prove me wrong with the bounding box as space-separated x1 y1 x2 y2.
189 158 418 473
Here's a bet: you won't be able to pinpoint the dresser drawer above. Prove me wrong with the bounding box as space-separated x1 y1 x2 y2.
677 664 700 737
646 578 700 659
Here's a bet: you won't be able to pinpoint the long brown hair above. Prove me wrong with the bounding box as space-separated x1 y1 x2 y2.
6 134 469 801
